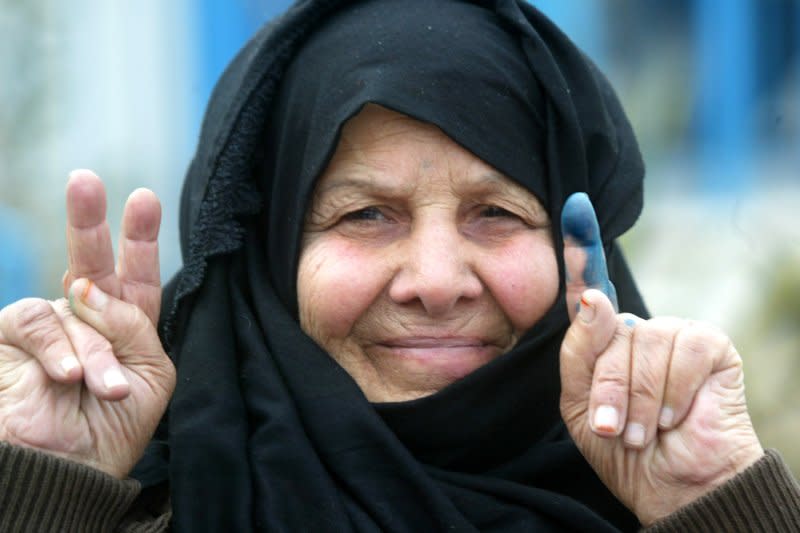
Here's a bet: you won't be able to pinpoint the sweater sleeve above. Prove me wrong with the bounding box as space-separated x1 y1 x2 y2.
643 449 800 532
0 441 169 533
3 441 798 532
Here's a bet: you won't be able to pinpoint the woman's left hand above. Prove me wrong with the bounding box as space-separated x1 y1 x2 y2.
558 194 764 526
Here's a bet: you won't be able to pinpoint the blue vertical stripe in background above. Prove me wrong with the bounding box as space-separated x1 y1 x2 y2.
0 209 35 307
691 0 755 192
193 0 294 138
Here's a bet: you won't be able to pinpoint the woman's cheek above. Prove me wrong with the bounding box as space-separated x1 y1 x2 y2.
298 237 388 340
481 237 559 332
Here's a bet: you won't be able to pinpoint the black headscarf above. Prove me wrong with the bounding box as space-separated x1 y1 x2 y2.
135 0 648 531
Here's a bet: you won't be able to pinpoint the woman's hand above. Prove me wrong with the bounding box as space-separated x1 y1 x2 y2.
0 170 175 478
558 193 764 526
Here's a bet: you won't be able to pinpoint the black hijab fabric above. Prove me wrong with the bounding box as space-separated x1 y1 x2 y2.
136 1 648 531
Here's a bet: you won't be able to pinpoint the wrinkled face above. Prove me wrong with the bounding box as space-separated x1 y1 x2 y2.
298 104 558 402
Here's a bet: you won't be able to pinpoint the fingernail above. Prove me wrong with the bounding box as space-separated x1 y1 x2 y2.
624 423 646 448
578 295 595 323
77 280 107 310
659 407 674 428
103 367 129 391
592 405 619 435
60 355 81 377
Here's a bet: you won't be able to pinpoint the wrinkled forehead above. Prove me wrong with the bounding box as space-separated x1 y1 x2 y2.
315 103 548 213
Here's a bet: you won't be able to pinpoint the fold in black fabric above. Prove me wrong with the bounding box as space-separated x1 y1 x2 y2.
136 1 647 531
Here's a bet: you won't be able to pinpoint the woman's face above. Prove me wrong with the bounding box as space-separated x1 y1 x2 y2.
298 105 558 402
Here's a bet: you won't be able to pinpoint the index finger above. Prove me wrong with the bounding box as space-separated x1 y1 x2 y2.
561 192 618 320
64 169 120 298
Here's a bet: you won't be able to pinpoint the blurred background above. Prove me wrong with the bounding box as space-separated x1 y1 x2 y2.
1 1 798 472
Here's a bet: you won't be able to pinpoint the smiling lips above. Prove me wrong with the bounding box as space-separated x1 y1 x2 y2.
376 336 502 378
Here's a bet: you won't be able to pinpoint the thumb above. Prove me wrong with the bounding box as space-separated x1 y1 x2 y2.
68 278 173 392
560 289 618 430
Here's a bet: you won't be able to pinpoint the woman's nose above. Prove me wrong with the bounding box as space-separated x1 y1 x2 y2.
388 219 483 316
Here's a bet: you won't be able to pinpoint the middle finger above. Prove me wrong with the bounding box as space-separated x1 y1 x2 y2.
623 317 681 448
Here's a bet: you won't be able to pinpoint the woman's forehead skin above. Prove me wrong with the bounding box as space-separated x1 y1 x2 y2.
311 105 548 222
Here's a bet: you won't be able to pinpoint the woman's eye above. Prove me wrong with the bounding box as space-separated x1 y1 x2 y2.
480 205 517 218
342 206 388 222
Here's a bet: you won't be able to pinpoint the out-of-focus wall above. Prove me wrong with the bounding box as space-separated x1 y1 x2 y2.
2 0 798 472
0 0 292 303
0 0 197 300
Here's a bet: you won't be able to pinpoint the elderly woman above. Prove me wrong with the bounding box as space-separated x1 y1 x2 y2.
1 1 798 531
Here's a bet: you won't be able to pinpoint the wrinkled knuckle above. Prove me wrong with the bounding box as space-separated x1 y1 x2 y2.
612 324 634 344
630 367 662 403
84 334 113 358
11 299 65 352
690 322 729 351
633 325 673 356
675 330 711 360
11 298 55 331
594 369 629 394
680 321 735 365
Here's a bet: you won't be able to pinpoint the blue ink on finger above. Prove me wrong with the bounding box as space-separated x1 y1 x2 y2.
562 192 619 311
562 193 602 247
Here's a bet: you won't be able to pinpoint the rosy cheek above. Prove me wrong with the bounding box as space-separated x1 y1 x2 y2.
480 238 559 332
298 238 388 340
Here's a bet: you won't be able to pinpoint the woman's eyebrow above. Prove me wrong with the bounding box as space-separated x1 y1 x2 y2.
314 172 544 210
468 172 516 192
467 172 534 199
314 175 412 197
469 173 549 217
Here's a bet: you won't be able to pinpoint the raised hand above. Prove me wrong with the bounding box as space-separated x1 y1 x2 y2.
0 170 174 478
558 193 764 526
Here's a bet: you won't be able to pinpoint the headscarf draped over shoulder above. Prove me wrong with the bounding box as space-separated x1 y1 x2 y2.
140 1 647 531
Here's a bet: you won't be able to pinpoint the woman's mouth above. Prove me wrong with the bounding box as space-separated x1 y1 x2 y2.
373 337 503 379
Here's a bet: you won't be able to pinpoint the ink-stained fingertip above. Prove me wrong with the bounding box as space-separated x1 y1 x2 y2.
561 192 601 246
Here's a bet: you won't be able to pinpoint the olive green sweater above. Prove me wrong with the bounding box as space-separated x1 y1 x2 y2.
1 443 798 532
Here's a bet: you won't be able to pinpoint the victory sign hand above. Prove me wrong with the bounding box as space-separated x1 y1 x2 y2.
0 170 174 478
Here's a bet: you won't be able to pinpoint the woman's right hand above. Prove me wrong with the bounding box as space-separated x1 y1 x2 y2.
0 170 175 478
